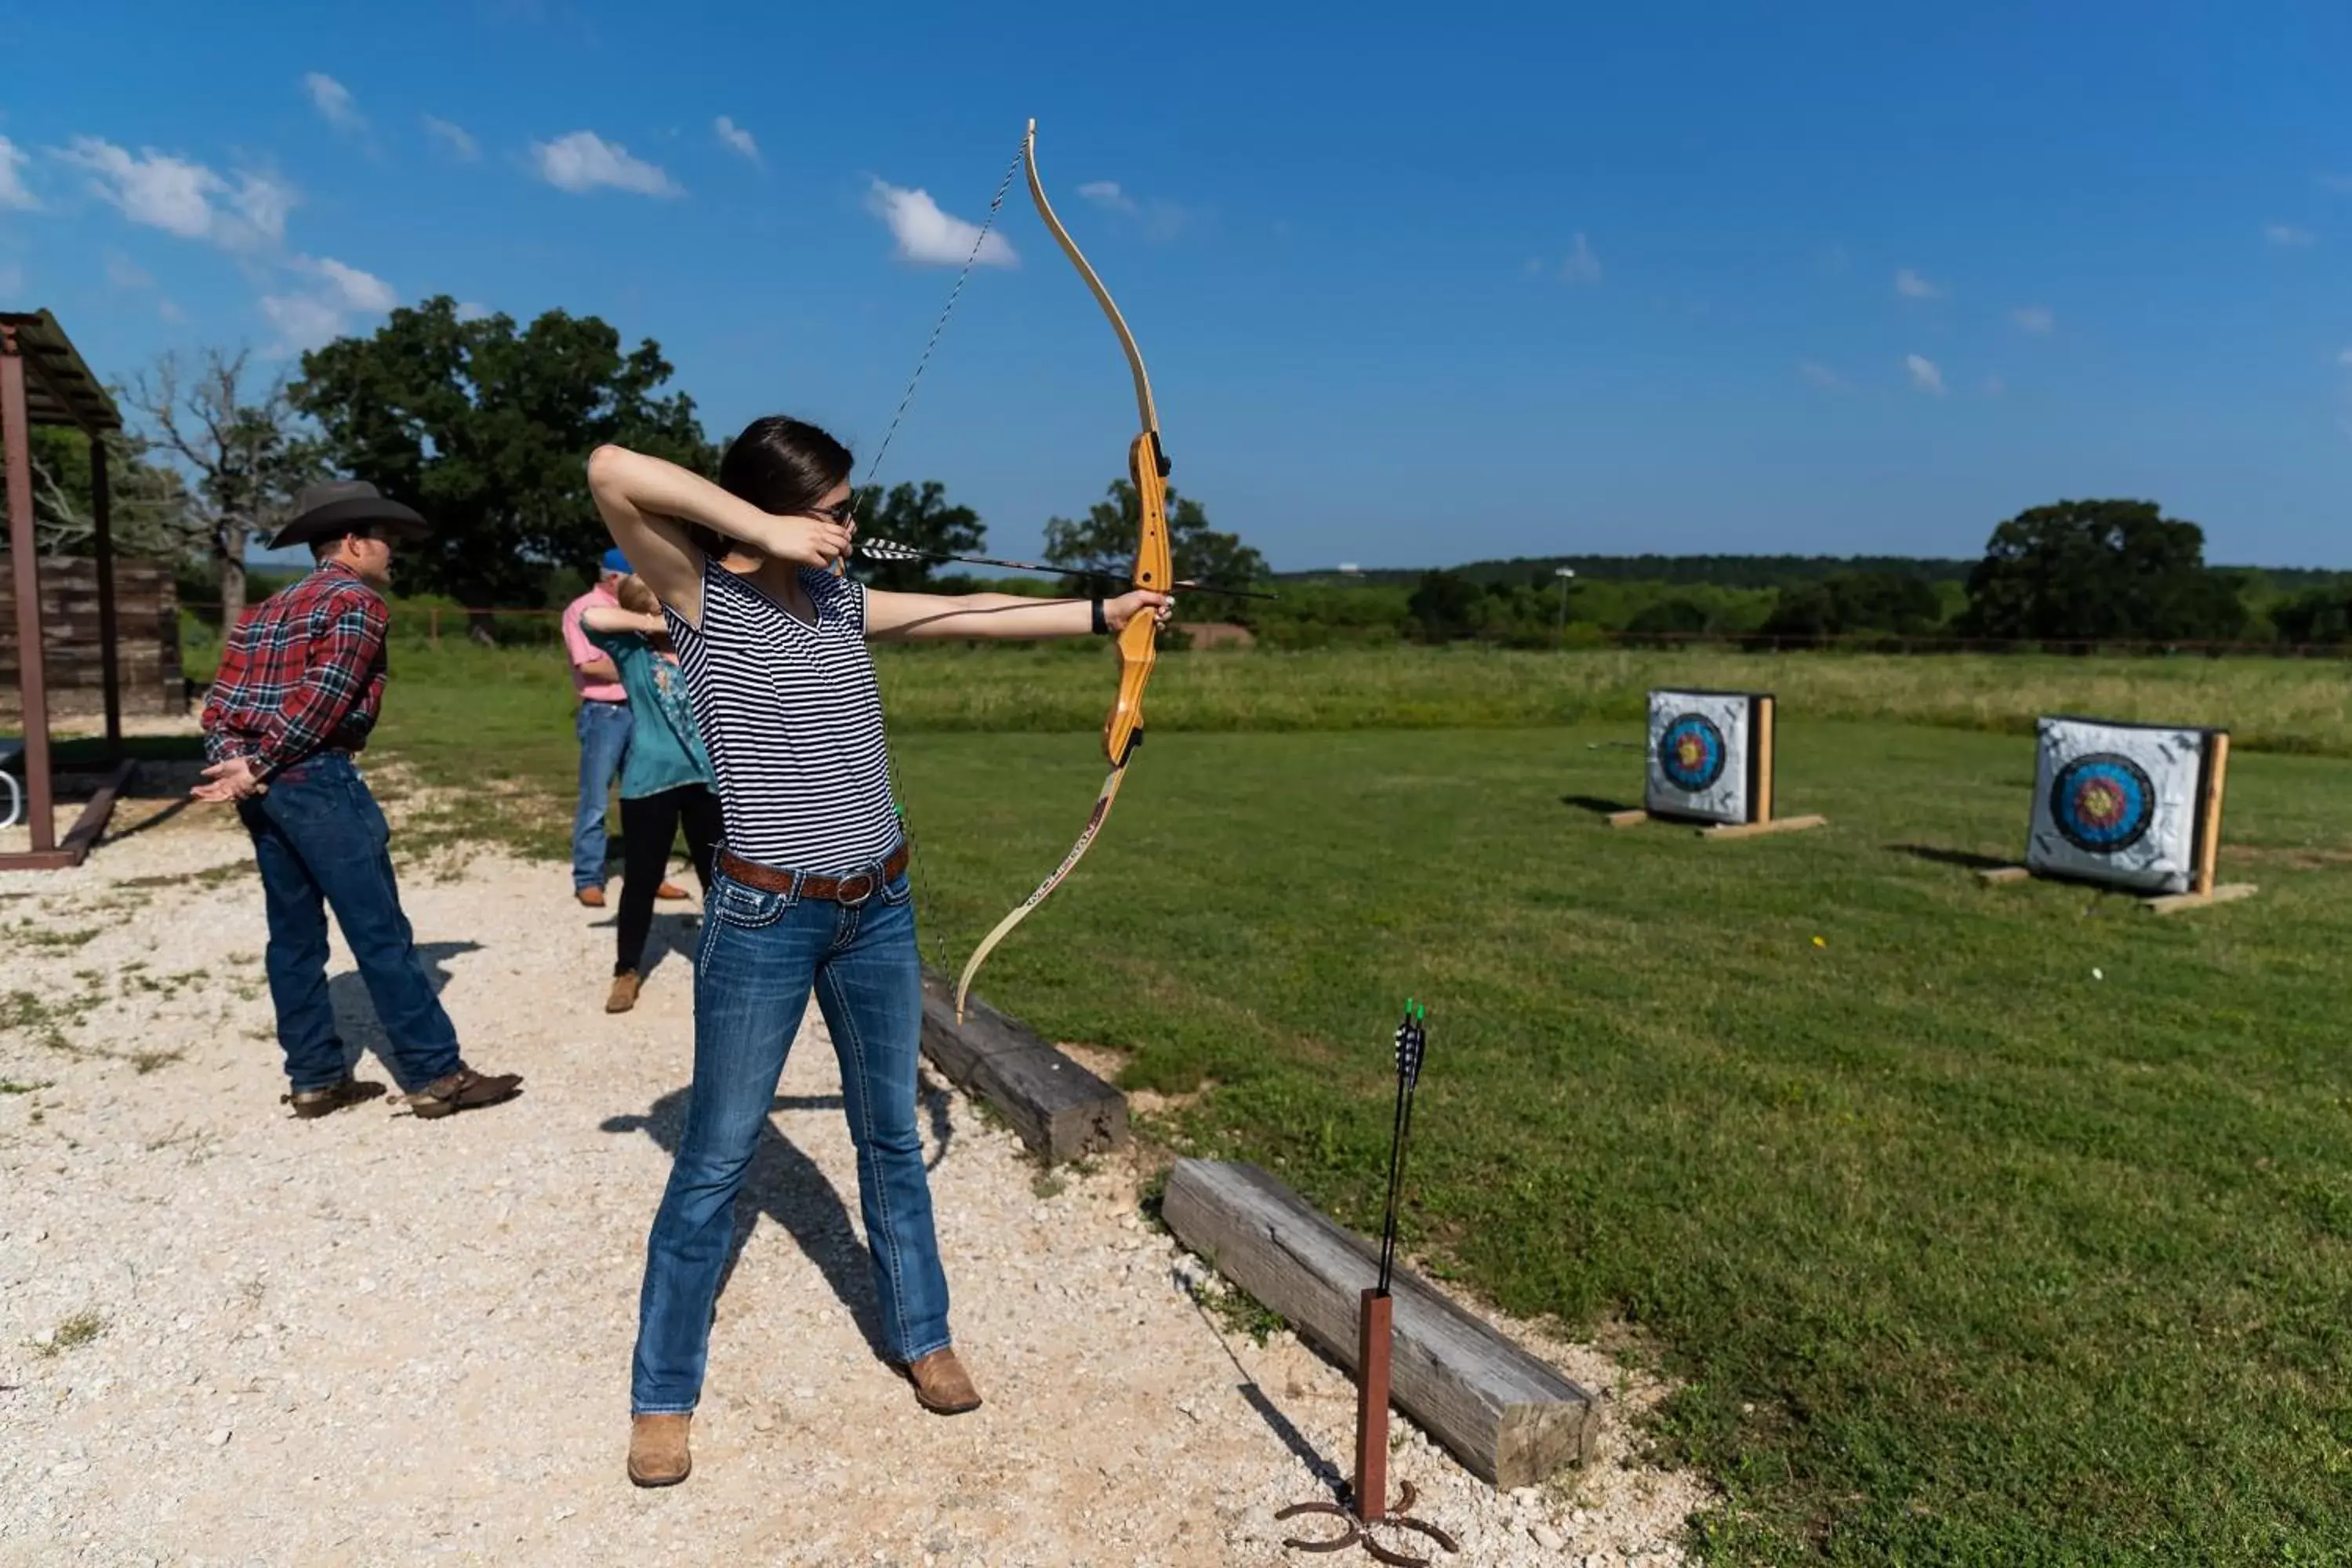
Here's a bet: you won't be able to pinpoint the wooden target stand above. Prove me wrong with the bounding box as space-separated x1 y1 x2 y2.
1977 732 2257 915
1606 696 1828 839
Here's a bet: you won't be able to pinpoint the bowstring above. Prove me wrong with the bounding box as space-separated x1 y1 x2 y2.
865 132 1027 979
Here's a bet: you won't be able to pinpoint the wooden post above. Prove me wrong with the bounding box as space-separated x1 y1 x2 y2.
430 604 441 648
90 429 121 757
1752 695 1776 824
1 329 54 854
2194 733 2230 898
1354 1288 1393 1522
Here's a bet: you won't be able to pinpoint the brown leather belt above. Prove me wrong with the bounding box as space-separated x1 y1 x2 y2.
717 844 909 906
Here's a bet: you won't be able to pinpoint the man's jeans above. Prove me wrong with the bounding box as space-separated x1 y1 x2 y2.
234 754 463 1095
632 862 949 1414
572 699 632 892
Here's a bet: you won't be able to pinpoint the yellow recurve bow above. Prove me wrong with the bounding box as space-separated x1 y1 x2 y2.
953 118 1173 1023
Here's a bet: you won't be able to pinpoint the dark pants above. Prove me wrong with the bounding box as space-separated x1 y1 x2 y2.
615 785 724 975
235 754 463 1094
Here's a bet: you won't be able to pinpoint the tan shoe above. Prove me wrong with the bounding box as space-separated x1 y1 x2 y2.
606 971 641 1014
627 1413 692 1487
898 1348 982 1415
655 881 690 902
576 886 607 909
401 1067 524 1120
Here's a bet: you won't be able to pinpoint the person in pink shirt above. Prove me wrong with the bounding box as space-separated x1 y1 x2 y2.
564 547 685 908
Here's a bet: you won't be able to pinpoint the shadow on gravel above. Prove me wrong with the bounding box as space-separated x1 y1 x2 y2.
328 938 482 1081
601 1073 961 1363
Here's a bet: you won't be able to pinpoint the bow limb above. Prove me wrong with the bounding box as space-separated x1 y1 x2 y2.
954 122 1171 1022
1027 118 1174 768
953 764 1130 1023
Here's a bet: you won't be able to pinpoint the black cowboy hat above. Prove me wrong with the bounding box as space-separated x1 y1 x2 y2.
267 480 431 550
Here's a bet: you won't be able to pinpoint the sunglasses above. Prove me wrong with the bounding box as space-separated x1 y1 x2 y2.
804 501 858 526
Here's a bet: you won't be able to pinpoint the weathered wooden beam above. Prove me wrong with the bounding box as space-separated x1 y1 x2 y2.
1161 1158 1595 1490
1976 864 2032 885
1604 808 1650 828
1700 813 1827 840
2143 882 2259 916
916 966 1127 1165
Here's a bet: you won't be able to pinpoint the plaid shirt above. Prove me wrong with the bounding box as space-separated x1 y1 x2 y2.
201 561 391 775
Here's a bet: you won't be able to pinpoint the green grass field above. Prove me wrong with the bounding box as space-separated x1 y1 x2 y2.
355 643 2352 1563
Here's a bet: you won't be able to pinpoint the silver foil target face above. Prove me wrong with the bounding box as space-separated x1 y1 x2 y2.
1644 689 1752 825
2026 717 2209 893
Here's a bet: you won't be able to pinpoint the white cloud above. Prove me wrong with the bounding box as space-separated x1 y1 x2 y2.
456 300 492 322
1560 232 1602 285
2323 173 2352 194
2265 223 2317 248
2010 305 2055 333
1797 360 1846 390
259 292 349 354
1078 180 1138 216
303 73 365 132
1905 354 1946 395
423 115 480 162
0 138 38 210
531 130 682 197
300 255 396 312
0 263 22 298
158 298 186 323
260 256 397 356
865 179 1017 267
1894 267 1945 300
713 116 759 164
53 136 294 252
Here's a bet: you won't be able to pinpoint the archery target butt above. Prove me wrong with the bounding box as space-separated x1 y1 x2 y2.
2024 716 2230 895
1643 689 1776 826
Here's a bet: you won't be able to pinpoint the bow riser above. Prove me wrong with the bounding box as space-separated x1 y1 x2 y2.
1108 431 1173 768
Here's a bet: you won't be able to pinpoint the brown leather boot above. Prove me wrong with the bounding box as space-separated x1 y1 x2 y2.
606 971 641 1014
627 1414 692 1487
899 1348 982 1414
576 885 607 909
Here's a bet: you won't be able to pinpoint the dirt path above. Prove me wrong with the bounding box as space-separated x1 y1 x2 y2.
0 788 1710 1566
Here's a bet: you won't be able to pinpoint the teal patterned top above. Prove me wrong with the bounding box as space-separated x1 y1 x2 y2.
586 628 715 800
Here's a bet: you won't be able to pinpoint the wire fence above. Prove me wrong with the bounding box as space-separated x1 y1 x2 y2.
172 601 2352 660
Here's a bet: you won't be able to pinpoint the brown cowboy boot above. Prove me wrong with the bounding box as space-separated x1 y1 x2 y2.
280 1079 386 1119
605 971 641 1014
401 1067 524 1120
899 1348 982 1415
627 1414 692 1486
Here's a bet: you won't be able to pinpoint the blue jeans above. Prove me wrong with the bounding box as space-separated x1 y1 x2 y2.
632 862 949 1414
234 754 463 1095
572 700 632 891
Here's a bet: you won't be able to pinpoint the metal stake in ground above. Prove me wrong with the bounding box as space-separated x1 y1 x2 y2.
1276 1001 1460 1567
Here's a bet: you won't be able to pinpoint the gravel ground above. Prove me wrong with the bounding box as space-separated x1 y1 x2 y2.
0 775 1712 1566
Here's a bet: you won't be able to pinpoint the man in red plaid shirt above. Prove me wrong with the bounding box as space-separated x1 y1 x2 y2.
198 480 521 1122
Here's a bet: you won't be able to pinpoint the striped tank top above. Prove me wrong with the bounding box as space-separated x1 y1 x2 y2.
663 559 901 874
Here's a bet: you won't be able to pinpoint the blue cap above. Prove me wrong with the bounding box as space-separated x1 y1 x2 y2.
601 547 632 575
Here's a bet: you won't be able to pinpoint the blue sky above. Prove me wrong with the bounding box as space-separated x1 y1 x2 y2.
2 0 2348 570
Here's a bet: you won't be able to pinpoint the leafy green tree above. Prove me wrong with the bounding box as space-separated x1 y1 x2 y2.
849 480 984 591
292 296 712 630
2271 586 2352 647
1959 499 2247 644
1042 478 1269 608
1622 595 1713 646
3 423 193 561
1758 572 1944 648
124 349 324 622
1404 569 1482 641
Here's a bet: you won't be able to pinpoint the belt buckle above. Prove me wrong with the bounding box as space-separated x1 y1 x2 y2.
833 869 876 908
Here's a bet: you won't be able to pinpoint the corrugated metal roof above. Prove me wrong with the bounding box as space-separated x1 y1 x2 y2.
0 310 122 434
